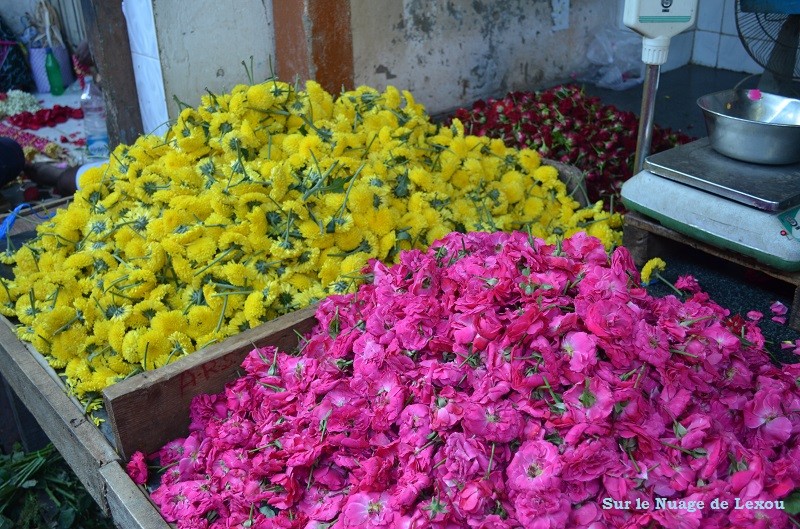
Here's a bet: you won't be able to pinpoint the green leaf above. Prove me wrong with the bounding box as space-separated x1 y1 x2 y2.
58 507 77 528
259 505 277 518
394 171 410 198
783 489 800 515
20 480 37 489
673 420 688 439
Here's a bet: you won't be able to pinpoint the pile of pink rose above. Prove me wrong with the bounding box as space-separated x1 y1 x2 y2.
127 230 800 529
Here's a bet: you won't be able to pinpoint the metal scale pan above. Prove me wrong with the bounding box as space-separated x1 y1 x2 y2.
643 137 800 212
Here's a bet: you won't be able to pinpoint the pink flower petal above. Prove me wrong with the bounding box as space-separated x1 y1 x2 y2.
770 301 788 316
747 88 763 100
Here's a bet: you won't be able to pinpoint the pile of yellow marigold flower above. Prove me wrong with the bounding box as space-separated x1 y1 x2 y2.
0 78 621 401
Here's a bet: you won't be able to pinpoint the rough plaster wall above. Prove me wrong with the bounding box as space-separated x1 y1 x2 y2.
0 0 35 36
351 0 618 116
153 0 275 119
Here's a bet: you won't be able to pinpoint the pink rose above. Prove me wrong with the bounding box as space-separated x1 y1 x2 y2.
507 440 562 492
126 451 149 486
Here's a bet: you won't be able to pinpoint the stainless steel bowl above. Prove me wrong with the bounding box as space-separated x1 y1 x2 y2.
697 89 800 165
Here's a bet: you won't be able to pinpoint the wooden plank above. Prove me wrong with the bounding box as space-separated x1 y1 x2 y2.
0 317 119 514
79 0 144 146
104 305 318 460
1 197 71 238
100 461 173 529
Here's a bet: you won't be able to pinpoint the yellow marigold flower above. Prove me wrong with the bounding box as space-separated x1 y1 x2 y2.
269 239 303 260
427 224 450 243
186 237 218 265
151 309 188 339
640 257 667 285
293 285 325 308
587 223 621 249
12 246 40 277
534 165 561 190
382 85 402 108
244 291 267 327
105 353 134 379
0 281 14 315
293 247 321 274
608 213 624 229
500 171 526 204
287 272 314 292
208 111 240 139
75 365 116 394
378 231 396 259
49 325 88 367
408 167 433 191
246 82 276 109
139 328 171 369
349 180 375 214
318 253 343 286
340 253 369 276
121 327 144 364
64 358 91 387
522 196 545 220
518 148 541 172
368 208 396 237
168 331 194 360
77 165 106 189
306 80 335 119
185 305 217 340
299 219 323 240
169 255 194 284
333 226 363 252
195 330 230 351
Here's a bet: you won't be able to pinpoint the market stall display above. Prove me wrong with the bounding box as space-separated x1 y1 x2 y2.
0 77 620 411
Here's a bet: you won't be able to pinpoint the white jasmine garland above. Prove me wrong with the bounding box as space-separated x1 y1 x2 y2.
0 90 41 117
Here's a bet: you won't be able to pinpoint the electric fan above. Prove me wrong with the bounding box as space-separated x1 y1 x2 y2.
735 0 800 97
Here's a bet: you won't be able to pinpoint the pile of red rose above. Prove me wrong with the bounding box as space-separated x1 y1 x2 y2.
128 231 800 528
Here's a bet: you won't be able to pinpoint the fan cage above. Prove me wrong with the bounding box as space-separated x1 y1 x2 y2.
735 1 800 80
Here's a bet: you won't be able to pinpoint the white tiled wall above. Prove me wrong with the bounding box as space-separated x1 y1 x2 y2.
121 0 170 136
692 0 763 74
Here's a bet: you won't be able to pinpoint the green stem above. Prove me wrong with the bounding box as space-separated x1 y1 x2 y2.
214 294 229 333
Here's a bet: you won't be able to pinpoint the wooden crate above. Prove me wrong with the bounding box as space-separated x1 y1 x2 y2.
0 310 172 528
0 294 317 528
104 305 317 460
0 199 172 527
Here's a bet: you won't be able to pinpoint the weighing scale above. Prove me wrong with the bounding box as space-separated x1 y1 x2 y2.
621 138 800 271
620 0 800 272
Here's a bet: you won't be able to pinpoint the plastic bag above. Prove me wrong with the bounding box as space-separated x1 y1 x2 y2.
578 28 644 91
22 1 75 93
